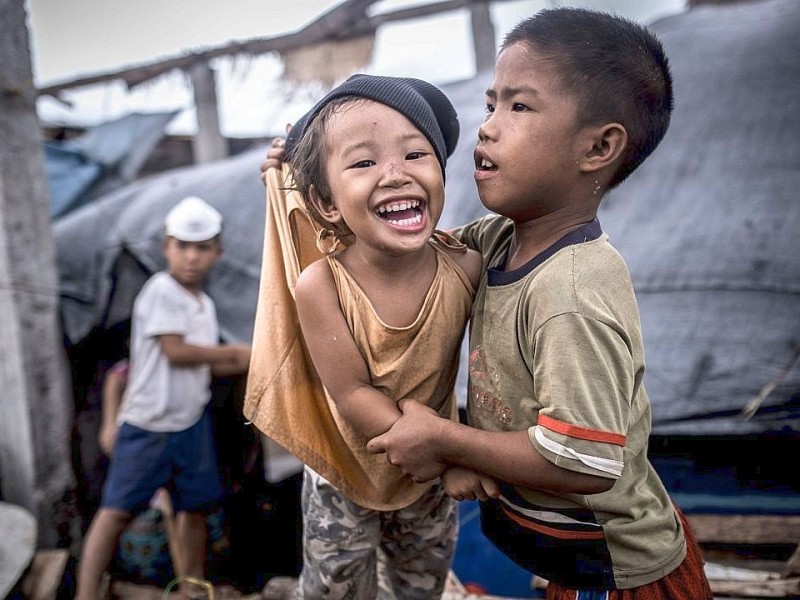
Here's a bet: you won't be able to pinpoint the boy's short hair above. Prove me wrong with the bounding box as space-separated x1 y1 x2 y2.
503 8 673 187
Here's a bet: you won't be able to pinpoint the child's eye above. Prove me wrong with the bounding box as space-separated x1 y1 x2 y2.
351 159 375 169
485 103 495 114
512 103 530 112
406 151 426 160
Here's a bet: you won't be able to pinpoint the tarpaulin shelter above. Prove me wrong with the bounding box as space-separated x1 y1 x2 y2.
446 0 800 439
604 0 800 437
45 111 178 220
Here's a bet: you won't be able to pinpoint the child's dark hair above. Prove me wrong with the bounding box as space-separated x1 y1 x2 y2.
503 8 673 187
288 96 363 238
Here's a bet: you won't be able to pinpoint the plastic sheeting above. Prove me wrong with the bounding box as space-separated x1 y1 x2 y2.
46 111 177 219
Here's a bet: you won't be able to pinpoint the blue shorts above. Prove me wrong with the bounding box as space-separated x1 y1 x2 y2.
101 409 222 514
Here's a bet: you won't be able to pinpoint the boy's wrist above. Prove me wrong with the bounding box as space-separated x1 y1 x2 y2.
435 418 464 464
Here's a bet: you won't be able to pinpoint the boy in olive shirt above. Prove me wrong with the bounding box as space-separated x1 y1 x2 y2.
368 8 712 599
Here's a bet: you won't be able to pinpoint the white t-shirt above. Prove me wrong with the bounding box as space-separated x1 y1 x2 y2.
117 272 219 432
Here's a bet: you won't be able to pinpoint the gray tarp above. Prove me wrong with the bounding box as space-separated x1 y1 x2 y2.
603 0 800 435
55 149 266 345
55 0 799 436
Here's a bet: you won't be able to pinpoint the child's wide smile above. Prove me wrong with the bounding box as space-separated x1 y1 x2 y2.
375 198 426 230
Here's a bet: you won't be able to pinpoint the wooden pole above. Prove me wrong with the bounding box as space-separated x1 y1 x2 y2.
0 0 76 547
189 62 228 164
469 0 497 73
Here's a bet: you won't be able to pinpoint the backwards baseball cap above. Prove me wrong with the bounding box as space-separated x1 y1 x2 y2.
164 196 223 242
285 74 460 176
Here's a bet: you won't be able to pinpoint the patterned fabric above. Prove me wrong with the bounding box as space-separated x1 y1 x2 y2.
546 510 712 600
296 467 457 600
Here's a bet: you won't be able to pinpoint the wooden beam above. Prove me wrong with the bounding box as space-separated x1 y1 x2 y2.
37 0 378 95
36 0 520 97
688 515 800 545
709 577 800 598
783 543 800 576
468 0 496 72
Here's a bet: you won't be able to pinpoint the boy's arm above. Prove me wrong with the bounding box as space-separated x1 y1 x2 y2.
260 136 288 185
158 335 251 375
449 246 483 290
368 400 613 494
210 344 251 376
295 259 401 439
99 366 126 455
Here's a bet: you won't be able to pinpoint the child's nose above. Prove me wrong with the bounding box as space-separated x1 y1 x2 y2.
185 246 202 261
478 113 498 142
381 162 411 186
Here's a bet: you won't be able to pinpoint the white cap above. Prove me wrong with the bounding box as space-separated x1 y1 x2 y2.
164 196 223 242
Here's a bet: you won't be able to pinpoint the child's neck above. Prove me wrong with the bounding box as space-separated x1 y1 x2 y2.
169 273 204 297
337 243 437 328
506 210 597 272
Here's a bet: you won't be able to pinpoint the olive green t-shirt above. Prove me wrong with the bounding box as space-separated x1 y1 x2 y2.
455 215 686 589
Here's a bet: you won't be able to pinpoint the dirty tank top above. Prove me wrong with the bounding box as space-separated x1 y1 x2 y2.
324 234 475 510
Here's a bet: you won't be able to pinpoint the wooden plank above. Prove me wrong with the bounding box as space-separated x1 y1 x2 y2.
784 543 800 576
261 574 529 600
0 0 75 549
709 577 800 598
688 514 800 544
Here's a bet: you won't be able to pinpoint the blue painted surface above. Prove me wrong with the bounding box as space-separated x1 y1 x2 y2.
651 455 800 515
453 500 542 598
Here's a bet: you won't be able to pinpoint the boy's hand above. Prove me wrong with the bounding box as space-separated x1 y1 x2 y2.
260 124 291 186
441 466 500 502
211 343 252 376
230 344 252 372
367 399 448 482
99 422 118 456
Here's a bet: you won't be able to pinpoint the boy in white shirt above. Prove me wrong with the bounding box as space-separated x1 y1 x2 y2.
76 196 251 599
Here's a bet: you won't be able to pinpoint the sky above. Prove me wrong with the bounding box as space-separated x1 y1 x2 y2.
26 0 686 137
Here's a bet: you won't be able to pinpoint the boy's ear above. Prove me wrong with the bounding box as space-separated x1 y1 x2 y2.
308 185 344 227
578 123 627 174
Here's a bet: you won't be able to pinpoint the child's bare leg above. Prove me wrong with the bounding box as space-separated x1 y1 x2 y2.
75 508 133 600
174 510 208 591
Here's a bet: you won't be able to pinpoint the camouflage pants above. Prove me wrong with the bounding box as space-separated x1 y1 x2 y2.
296 467 457 600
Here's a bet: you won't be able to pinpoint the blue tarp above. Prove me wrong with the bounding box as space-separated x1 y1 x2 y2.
45 110 177 219
45 142 102 218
